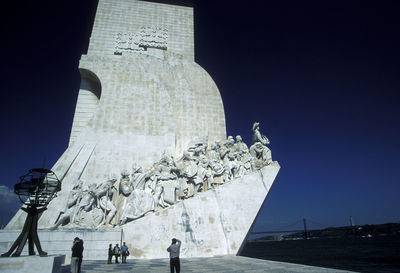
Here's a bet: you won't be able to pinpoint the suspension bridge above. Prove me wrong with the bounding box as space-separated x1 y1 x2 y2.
248 218 340 239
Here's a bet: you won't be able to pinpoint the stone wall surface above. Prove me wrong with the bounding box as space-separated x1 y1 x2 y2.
68 84 100 146
88 0 194 60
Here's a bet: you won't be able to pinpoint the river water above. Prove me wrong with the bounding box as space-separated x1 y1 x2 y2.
240 235 400 273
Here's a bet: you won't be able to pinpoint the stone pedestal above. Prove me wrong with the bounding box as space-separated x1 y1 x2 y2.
0 229 121 264
0 255 65 273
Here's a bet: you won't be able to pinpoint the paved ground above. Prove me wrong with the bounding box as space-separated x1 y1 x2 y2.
62 256 358 273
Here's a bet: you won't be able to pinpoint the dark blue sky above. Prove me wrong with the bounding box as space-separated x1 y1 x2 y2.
1 0 399 229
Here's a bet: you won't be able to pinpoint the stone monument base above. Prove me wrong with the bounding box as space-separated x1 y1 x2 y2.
0 229 121 264
0 255 65 273
1 163 279 261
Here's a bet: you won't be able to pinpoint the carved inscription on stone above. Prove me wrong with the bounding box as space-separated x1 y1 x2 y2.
115 27 168 55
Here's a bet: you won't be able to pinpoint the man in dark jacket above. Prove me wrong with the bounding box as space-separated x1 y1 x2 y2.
167 238 181 273
107 244 113 264
71 237 84 273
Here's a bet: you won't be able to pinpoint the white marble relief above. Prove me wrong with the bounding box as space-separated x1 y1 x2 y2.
50 122 273 228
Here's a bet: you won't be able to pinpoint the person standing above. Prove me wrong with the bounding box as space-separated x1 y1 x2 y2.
77 239 84 273
71 237 83 273
113 243 121 264
107 244 113 264
121 242 129 263
167 238 181 273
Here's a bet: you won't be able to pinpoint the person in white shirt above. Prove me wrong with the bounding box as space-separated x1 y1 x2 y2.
167 238 181 273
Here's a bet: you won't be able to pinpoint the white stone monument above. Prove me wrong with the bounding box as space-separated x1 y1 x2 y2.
3 0 280 260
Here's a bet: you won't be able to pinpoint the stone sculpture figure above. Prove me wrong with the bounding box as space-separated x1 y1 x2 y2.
188 139 208 164
95 176 118 226
149 154 179 204
187 137 208 155
119 170 132 196
131 164 150 190
197 155 213 191
220 137 240 180
74 184 97 225
159 179 180 205
153 154 178 184
153 183 167 210
206 143 225 186
251 122 270 146
250 122 273 168
234 135 252 176
234 135 249 159
193 145 206 159
115 170 133 224
177 151 202 198
207 142 221 163
51 180 83 229
119 189 155 225
218 139 230 164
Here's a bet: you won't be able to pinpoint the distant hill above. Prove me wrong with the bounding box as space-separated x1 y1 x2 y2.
255 222 400 241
